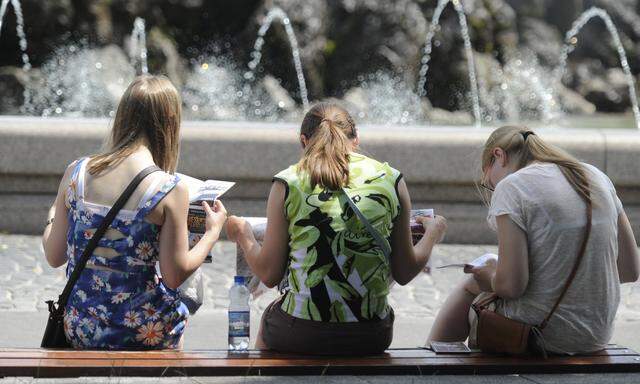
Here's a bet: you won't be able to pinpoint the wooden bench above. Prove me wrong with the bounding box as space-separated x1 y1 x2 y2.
1 345 639 377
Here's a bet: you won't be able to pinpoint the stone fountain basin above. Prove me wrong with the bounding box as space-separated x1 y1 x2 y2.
1 116 639 244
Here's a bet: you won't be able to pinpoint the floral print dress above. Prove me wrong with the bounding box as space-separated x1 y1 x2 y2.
62 157 189 349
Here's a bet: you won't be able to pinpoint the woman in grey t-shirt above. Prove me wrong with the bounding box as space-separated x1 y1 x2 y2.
428 126 640 354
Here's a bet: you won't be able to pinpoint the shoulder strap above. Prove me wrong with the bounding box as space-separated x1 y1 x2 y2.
54 165 161 313
539 200 593 329
341 188 392 261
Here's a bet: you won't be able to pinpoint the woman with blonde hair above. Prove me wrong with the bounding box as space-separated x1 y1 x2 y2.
428 126 639 354
226 102 447 355
42 75 227 349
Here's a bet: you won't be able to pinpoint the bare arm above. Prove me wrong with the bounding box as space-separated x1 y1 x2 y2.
43 164 74 268
158 181 226 289
226 181 289 288
389 179 446 285
617 211 640 283
492 214 529 299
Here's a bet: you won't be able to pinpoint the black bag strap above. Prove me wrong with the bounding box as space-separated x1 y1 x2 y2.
340 188 392 261
53 165 161 313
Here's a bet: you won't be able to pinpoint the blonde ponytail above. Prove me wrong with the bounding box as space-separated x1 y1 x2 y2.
298 103 357 190
482 126 592 206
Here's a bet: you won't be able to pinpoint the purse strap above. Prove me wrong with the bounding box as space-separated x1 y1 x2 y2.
538 200 593 329
340 187 392 262
53 165 161 313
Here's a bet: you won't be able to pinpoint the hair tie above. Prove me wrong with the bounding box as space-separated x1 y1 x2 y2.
320 118 332 125
522 131 535 141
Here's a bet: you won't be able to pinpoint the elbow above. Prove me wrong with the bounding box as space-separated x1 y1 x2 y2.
44 249 67 268
262 278 279 289
259 266 287 289
261 271 284 289
162 276 183 291
391 269 417 286
392 274 412 286
46 257 65 269
621 269 640 284
161 270 187 291
494 281 526 300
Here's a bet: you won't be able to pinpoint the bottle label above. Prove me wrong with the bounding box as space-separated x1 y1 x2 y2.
228 311 250 337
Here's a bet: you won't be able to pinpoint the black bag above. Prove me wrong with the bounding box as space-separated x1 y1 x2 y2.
41 165 160 348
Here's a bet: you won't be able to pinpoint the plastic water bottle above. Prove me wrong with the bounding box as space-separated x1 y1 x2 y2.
228 275 250 351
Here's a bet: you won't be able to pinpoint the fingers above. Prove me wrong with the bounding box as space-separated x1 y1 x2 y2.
201 201 214 215
414 216 429 224
213 200 227 215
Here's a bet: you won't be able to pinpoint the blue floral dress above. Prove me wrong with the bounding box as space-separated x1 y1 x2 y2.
62 157 189 349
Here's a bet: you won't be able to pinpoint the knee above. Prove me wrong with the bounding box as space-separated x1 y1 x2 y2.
461 276 482 297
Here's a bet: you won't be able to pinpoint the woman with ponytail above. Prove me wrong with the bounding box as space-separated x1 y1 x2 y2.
428 126 639 354
226 102 447 354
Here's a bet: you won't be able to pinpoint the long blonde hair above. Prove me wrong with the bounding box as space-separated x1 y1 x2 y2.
88 75 182 175
298 103 357 190
481 126 592 205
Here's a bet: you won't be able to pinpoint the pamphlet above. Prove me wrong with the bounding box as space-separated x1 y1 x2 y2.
430 341 473 354
178 173 235 263
410 208 435 243
437 253 498 270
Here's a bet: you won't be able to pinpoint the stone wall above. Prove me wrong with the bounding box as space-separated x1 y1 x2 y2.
1 117 639 244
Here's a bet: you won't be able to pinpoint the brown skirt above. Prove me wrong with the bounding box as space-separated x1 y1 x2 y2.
261 297 394 355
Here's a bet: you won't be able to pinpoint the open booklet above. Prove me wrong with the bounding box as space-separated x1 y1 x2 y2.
437 253 498 270
177 173 235 263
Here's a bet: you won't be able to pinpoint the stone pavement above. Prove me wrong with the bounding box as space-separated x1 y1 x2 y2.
1 234 640 349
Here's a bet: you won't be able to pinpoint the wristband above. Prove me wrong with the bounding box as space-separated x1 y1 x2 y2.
45 217 55 228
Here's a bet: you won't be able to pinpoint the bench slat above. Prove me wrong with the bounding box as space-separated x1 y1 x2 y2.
1 347 639 377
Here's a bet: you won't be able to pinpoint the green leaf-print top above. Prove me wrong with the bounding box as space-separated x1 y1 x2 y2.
273 153 402 322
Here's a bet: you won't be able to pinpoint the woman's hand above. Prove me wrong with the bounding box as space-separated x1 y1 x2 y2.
226 215 253 243
465 258 497 292
416 215 447 243
203 200 227 237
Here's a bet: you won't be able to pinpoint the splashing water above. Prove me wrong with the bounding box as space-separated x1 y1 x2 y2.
130 17 148 75
28 44 135 117
417 0 482 127
478 52 560 125
246 7 309 110
555 7 640 129
344 72 424 125
0 0 32 111
183 57 292 122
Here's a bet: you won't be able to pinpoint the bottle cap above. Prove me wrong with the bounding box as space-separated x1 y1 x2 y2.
234 276 245 285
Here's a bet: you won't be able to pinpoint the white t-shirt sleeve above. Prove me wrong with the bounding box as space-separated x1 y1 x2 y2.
487 177 526 232
583 163 624 215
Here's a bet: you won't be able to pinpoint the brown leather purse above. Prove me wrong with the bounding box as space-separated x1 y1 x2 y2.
472 200 593 356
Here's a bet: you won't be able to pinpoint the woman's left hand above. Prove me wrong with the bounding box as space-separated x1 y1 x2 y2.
464 258 497 292
226 215 252 244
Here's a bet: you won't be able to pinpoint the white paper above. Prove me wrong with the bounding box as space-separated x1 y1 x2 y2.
437 253 498 270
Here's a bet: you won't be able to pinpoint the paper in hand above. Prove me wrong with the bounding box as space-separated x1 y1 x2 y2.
437 253 498 270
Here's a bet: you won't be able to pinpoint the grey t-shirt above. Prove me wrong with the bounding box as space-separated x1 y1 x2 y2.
487 162 623 354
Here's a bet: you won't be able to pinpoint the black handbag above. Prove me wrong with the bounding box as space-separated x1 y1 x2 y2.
41 165 160 348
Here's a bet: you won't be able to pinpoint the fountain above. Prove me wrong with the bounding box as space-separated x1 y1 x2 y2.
0 0 31 112
245 7 309 110
130 17 149 75
417 0 482 128
554 7 640 129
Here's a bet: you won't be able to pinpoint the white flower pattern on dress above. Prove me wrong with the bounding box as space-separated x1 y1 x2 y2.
136 322 164 346
123 311 142 328
135 241 154 261
63 160 185 349
111 292 131 304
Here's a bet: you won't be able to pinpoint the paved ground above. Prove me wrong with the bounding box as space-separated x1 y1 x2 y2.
1 234 640 382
